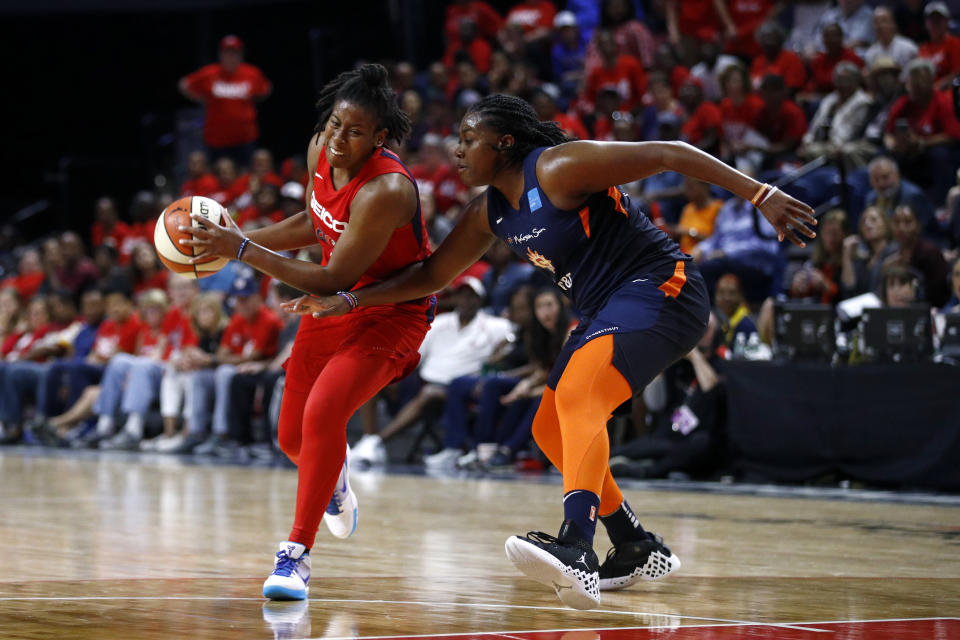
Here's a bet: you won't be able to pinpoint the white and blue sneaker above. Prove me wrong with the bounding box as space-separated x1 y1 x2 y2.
323 445 358 539
262 542 311 600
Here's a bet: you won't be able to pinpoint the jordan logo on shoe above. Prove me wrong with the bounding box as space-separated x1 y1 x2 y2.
576 553 590 569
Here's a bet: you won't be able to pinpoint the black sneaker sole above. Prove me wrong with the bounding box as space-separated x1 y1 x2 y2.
598 549 681 591
504 536 600 610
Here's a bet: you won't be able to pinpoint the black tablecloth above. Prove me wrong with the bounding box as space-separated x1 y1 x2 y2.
722 361 960 490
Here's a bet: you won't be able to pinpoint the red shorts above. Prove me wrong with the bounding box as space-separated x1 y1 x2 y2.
283 307 431 394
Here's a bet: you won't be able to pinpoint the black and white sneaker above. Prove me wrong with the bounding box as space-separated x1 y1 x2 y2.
504 523 600 610
598 533 681 591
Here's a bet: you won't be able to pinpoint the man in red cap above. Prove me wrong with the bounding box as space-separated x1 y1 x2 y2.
179 35 272 167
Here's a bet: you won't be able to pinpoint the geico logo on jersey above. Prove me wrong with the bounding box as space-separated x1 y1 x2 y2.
311 195 348 234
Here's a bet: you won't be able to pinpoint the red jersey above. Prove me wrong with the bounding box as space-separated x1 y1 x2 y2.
221 306 283 358
750 50 807 91
307 147 434 328
726 0 775 57
161 306 197 360
807 49 863 94
90 315 143 362
506 1 556 34
682 101 723 147
919 35 960 84
182 62 271 148
675 0 718 40
181 173 220 198
584 54 648 110
91 220 131 252
886 91 960 139
410 163 467 215
236 206 285 229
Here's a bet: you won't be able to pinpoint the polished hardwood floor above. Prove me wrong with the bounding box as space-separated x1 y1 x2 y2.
0 449 958 639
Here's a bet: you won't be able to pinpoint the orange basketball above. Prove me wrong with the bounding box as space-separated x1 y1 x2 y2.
154 196 230 279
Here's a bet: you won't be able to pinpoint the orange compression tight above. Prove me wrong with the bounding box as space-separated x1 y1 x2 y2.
530 333 631 517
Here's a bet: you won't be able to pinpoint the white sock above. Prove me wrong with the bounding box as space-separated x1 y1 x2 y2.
124 414 144 440
96 415 114 437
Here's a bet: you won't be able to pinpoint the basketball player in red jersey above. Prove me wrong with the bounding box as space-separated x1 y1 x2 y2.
291 94 817 609
181 64 434 600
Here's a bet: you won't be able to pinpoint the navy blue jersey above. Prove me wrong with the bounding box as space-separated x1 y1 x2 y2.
486 147 689 317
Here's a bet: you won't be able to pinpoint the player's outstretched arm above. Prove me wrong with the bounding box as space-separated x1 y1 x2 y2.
244 133 324 251
285 194 497 318
538 140 818 247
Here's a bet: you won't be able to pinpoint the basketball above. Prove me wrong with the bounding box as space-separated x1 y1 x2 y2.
153 195 230 279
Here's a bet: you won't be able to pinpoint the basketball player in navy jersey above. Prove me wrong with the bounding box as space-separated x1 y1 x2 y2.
181 64 434 601
289 94 816 609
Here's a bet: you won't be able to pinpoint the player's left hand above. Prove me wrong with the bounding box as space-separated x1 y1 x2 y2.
758 188 818 248
280 294 351 318
179 211 245 263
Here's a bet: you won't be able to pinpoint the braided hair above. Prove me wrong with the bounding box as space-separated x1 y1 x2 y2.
465 94 572 166
315 63 411 146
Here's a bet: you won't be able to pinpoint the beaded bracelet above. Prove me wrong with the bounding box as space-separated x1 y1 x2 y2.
236 237 251 261
336 291 359 311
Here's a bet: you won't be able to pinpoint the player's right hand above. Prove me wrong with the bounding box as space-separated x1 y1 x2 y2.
280 294 351 318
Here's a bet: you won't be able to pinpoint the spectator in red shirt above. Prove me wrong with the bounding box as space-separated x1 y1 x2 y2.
678 78 723 156
584 0 656 72
718 64 766 170
531 89 589 140
280 155 309 189
411 134 468 217
443 18 493 74
179 35 272 167
750 21 807 93
583 29 647 112
2 296 55 362
1 249 45 302
505 0 556 46
445 0 504 48
52 232 99 297
805 23 864 96
119 191 160 265
90 197 131 254
752 74 809 170
236 184 285 230
725 0 779 59
210 157 239 206
885 58 960 204
223 148 284 210
666 0 722 45
181 151 220 198
129 243 169 295
919 2 960 90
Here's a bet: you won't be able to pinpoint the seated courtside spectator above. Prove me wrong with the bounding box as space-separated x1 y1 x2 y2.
884 205 951 308
840 206 895 300
865 156 936 232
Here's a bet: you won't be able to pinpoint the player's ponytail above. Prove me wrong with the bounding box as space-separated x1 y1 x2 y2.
315 63 411 146
465 94 572 166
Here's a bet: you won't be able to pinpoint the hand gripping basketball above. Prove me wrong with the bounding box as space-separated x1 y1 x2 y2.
178 208 246 263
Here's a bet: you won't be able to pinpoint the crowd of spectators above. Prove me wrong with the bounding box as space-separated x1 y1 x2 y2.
2 0 960 482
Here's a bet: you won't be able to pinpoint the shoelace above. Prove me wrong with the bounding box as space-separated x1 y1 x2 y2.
526 531 561 545
273 552 299 577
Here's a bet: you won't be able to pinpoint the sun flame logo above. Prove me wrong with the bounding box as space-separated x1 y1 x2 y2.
526 248 555 273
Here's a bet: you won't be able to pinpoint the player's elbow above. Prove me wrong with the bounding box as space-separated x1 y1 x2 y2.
659 140 697 172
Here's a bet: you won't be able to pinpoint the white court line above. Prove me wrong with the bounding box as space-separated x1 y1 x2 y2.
311 616 960 640
0 595 828 632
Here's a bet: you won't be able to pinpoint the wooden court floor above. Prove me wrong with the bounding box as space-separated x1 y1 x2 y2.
0 450 958 639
